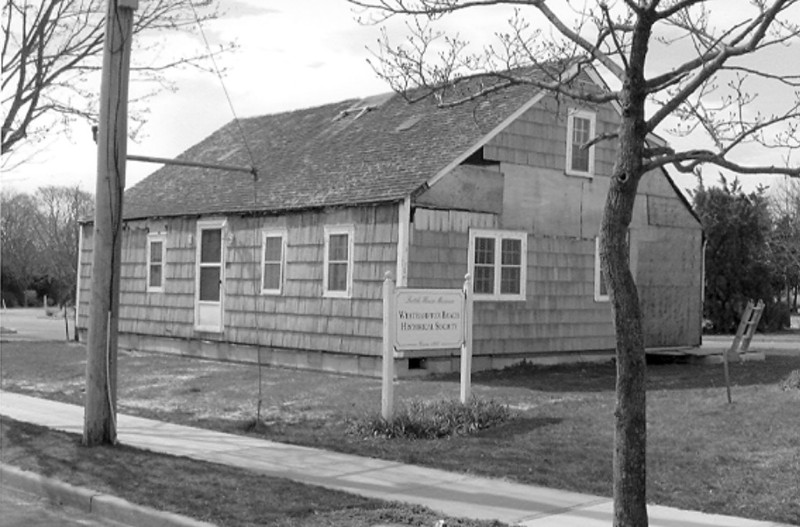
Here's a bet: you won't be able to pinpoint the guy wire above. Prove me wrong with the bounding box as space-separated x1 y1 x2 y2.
189 0 265 421
187 0 257 172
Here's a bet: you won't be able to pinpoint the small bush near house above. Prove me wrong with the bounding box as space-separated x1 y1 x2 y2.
347 398 512 440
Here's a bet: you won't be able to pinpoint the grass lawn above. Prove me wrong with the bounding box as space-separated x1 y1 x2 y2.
2 341 799 525
1 418 504 527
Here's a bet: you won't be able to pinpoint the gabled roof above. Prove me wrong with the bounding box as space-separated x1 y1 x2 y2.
122 82 544 220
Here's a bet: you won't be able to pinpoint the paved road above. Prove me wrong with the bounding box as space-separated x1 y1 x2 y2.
1 485 126 527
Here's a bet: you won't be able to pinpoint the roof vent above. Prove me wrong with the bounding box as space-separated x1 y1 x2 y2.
217 147 240 162
395 115 423 132
333 105 374 121
333 92 394 122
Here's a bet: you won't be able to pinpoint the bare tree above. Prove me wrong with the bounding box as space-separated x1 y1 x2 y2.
769 177 800 309
0 189 40 304
348 1 800 525
0 186 93 306
1 0 231 159
33 184 94 304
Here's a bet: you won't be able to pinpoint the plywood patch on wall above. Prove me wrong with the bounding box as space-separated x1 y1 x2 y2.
647 195 700 228
414 208 497 233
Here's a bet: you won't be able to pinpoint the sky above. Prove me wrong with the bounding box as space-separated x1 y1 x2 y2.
2 0 797 198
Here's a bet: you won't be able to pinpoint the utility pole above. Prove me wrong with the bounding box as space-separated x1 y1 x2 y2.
84 0 138 447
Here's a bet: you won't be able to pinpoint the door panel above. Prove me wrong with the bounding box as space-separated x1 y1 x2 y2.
195 222 224 332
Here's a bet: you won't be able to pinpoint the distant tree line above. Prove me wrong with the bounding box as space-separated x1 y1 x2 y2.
693 176 800 333
1 185 93 307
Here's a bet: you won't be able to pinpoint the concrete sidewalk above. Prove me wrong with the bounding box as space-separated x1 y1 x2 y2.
0 391 792 527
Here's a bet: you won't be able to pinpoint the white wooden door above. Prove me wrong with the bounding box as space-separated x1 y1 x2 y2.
195 220 225 332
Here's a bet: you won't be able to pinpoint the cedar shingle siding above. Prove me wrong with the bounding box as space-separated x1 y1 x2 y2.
77 68 703 376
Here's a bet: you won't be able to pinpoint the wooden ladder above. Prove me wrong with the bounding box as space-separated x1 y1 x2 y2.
729 299 765 357
723 299 765 403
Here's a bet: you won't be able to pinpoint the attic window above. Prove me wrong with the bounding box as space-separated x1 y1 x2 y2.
566 109 596 177
396 115 423 132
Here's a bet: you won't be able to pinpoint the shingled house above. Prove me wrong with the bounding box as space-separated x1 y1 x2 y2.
76 69 704 377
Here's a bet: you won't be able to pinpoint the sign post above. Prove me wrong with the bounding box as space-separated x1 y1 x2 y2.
460 274 473 403
381 272 395 420
383 272 474 414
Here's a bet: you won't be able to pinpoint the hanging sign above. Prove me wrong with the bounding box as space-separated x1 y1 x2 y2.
394 289 464 350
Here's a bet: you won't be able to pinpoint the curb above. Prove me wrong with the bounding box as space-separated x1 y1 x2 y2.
1 463 216 527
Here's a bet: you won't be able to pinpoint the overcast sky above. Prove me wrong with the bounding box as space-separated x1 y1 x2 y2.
2 0 796 197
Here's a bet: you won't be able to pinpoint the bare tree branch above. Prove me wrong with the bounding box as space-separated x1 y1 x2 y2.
349 3 800 524
1 0 236 156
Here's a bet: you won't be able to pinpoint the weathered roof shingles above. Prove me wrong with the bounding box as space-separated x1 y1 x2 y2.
123 83 540 220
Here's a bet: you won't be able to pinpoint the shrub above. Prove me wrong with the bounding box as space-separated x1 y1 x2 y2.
780 370 800 391
347 398 512 440
760 301 791 332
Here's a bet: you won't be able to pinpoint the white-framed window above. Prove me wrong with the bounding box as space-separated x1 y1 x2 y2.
594 236 609 302
261 229 286 295
468 229 527 301
566 109 596 177
323 225 354 298
146 233 167 292
594 232 631 302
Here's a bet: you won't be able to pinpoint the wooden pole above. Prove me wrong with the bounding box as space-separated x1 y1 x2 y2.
84 0 137 446
126 154 256 176
382 272 395 421
460 273 473 404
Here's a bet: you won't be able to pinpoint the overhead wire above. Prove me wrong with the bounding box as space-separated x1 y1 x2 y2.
187 0 257 175
188 0 266 422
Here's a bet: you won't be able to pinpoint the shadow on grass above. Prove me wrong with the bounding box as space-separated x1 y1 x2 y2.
443 354 800 393
472 416 563 439
4 419 512 527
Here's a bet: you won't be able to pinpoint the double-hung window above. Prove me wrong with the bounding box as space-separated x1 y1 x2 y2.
469 229 527 301
324 225 354 298
594 237 609 302
146 233 166 292
566 109 596 177
595 232 631 302
261 230 286 295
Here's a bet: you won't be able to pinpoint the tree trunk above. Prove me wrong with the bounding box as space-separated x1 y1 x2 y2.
602 171 648 527
602 11 655 525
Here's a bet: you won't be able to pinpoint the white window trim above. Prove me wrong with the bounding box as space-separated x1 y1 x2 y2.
323 225 355 299
594 236 610 302
261 229 286 295
146 232 167 293
595 232 634 302
566 108 596 178
468 229 527 302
